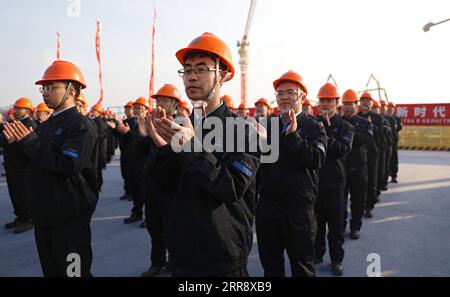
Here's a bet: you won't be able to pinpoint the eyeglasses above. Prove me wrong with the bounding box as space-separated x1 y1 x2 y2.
178 66 218 77
157 98 175 104
39 85 67 94
275 90 301 97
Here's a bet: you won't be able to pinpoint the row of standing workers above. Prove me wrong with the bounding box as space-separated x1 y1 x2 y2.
0 31 401 277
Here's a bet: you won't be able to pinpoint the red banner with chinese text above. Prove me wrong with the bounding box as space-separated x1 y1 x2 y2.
395 104 450 126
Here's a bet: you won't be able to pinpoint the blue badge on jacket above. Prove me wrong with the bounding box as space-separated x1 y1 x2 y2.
232 160 253 178
62 148 79 158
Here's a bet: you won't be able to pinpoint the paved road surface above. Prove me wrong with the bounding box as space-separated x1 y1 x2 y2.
1 150 449 277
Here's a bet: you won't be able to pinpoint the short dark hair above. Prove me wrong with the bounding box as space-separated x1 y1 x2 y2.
184 51 227 72
66 81 81 99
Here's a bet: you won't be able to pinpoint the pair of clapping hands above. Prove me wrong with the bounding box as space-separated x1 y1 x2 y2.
107 107 195 148
251 109 298 140
2 121 33 144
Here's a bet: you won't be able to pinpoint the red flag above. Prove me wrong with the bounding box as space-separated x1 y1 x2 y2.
56 32 61 60
95 20 104 104
148 6 157 109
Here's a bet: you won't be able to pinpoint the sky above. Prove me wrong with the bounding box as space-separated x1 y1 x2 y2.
1 0 450 109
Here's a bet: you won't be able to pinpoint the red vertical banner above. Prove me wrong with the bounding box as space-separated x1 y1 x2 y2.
95 20 104 105
56 32 61 60
149 6 157 109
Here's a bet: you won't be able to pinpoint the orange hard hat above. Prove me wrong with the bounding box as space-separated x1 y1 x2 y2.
178 101 191 113
13 98 34 111
35 60 87 89
76 93 88 107
388 101 396 108
124 101 134 108
176 32 235 81
221 95 234 109
342 89 358 103
151 84 182 102
303 99 312 106
273 70 308 96
317 83 340 99
36 102 52 113
134 97 150 108
91 103 103 113
380 100 387 106
371 99 380 108
238 103 247 110
360 92 373 100
255 98 271 109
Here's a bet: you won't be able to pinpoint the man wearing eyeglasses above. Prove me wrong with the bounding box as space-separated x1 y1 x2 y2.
255 70 327 277
2 60 99 277
145 32 260 277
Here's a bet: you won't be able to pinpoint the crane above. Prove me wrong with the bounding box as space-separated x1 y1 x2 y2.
358 74 389 103
327 74 338 87
237 0 257 105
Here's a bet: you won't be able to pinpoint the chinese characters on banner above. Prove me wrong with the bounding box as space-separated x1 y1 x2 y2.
396 104 450 126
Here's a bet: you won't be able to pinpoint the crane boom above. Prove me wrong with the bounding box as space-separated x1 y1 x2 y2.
238 0 257 105
362 74 389 103
243 0 256 40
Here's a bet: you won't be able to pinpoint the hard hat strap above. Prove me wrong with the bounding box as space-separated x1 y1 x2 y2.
54 82 72 110
190 58 231 121
205 58 221 103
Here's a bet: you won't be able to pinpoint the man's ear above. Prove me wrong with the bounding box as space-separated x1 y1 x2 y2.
68 86 77 99
299 92 306 102
220 71 231 82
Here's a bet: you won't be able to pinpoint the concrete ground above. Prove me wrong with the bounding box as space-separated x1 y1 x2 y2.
1 150 450 277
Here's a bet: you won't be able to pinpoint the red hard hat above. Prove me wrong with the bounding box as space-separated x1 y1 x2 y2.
91 103 103 113
76 93 88 108
360 92 373 100
123 101 134 108
371 99 381 108
238 103 247 110
134 97 149 108
13 98 34 111
255 98 271 109
380 100 387 106
178 101 191 113
36 102 53 113
35 60 87 89
221 95 234 109
317 83 340 99
151 84 182 102
273 70 308 96
176 32 234 81
342 89 359 103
